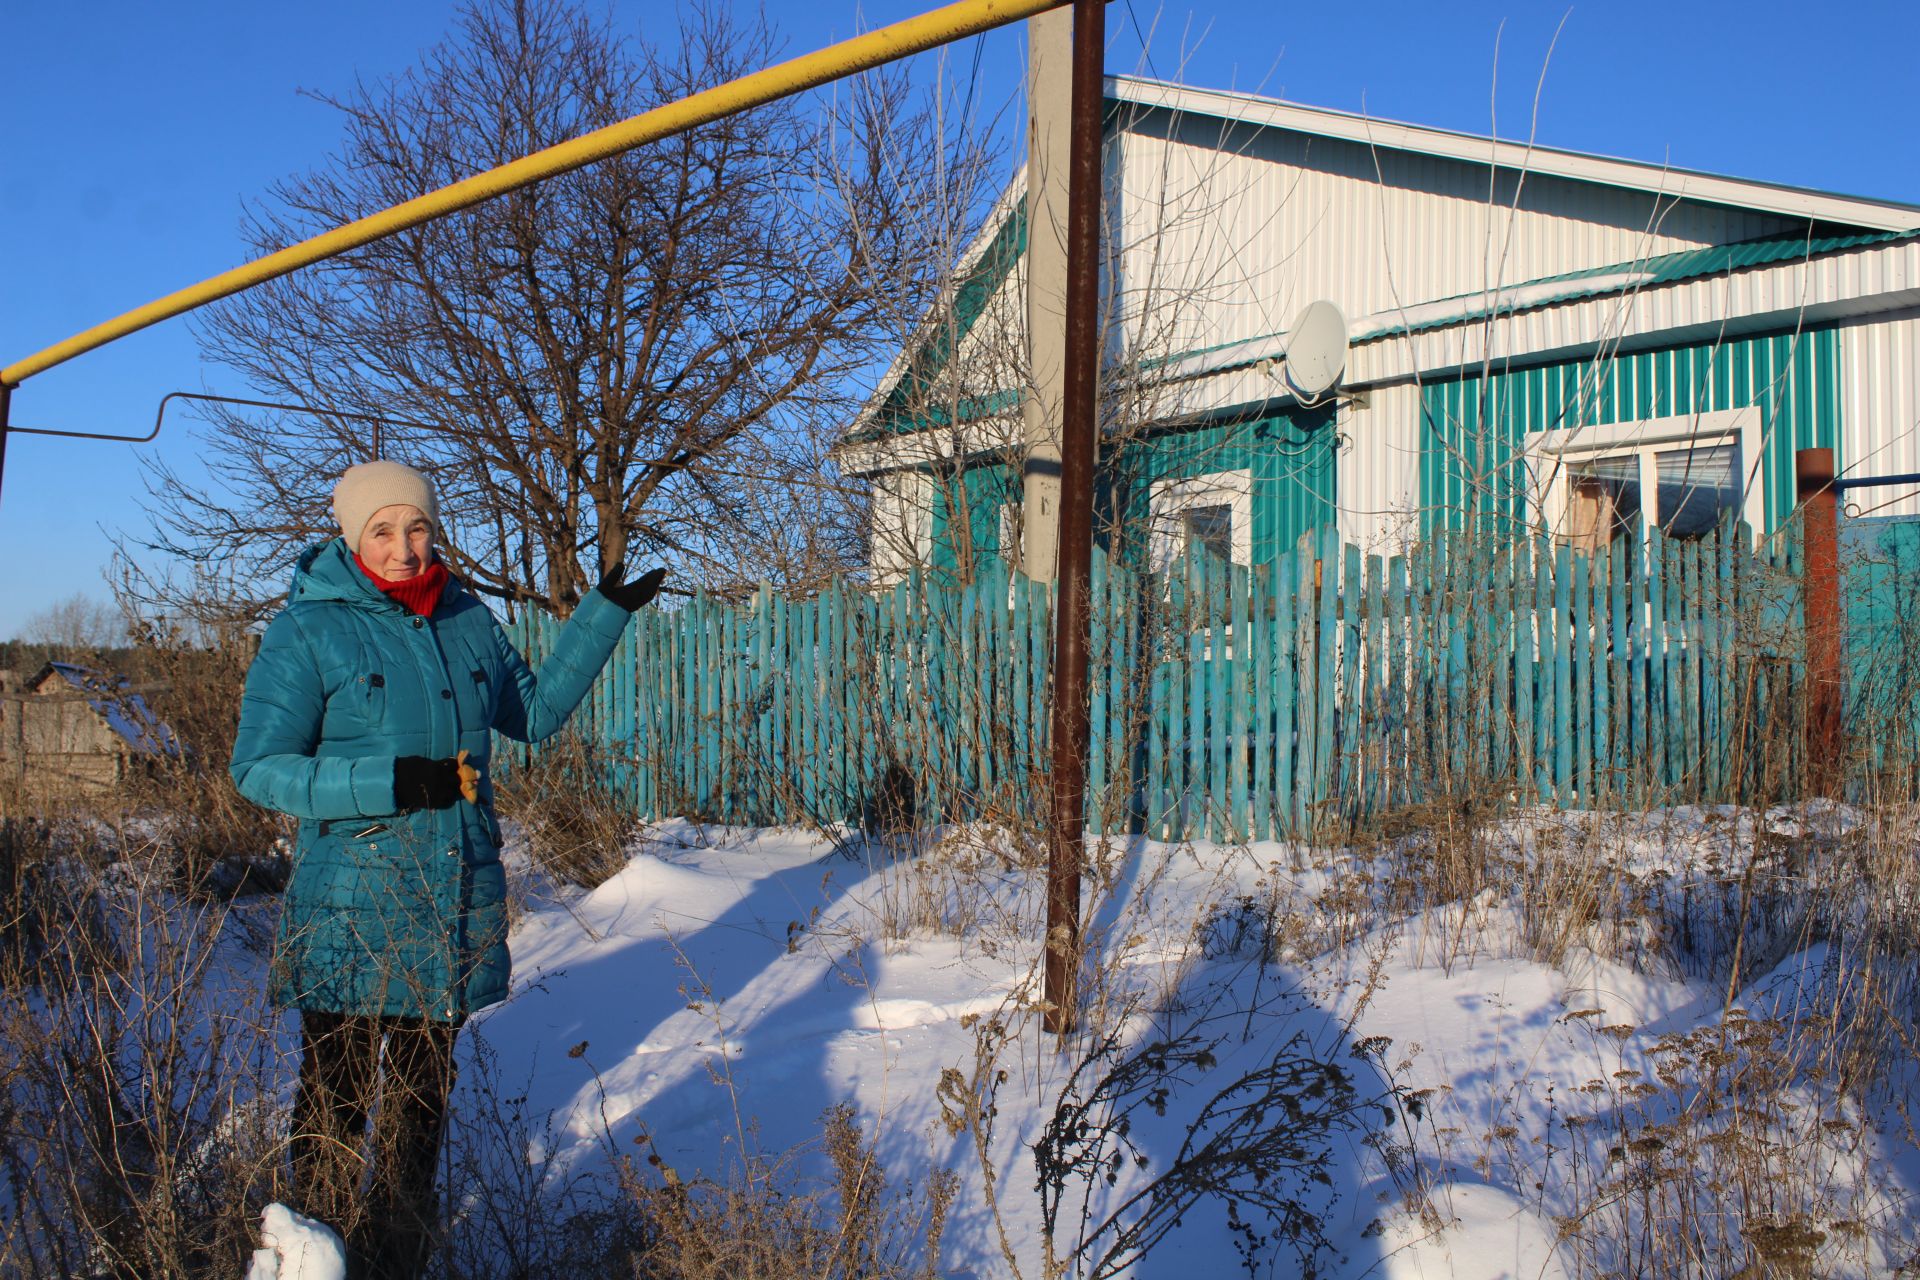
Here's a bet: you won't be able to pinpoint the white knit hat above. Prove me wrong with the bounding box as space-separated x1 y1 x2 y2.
333 460 439 548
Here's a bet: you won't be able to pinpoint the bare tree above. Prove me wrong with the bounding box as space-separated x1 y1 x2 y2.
124 0 1002 617
18 594 125 653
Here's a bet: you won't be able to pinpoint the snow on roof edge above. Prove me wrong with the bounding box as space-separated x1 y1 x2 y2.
1107 74 1920 234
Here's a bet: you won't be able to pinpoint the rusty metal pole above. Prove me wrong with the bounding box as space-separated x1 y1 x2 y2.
1797 447 1843 796
1043 0 1102 1036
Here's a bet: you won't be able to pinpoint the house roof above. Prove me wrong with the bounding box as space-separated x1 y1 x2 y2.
1109 75 1920 234
843 75 1920 454
31 662 183 757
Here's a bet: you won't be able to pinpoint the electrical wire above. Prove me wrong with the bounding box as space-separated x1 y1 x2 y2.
1123 0 1160 82
156 388 873 499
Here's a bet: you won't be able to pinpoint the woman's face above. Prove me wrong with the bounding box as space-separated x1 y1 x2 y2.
358 504 433 581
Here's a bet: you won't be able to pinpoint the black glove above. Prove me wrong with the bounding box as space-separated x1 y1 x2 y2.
394 755 463 810
597 564 668 612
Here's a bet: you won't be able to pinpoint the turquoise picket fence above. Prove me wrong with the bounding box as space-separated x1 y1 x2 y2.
506 521 1823 838
1843 514 1920 789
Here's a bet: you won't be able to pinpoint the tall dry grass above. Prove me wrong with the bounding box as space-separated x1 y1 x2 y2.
0 816 286 1279
7 516 1917 1276
819 520 1920 1278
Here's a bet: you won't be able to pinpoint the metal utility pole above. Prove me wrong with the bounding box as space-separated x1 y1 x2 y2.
1021 5 1072 580
1797 448 1842 795
1042 0 1102 1036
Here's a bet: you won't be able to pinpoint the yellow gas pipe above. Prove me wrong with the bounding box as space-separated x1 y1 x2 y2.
2 0 1077 388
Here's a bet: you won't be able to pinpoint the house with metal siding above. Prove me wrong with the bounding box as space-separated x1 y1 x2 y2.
839 75 1920 579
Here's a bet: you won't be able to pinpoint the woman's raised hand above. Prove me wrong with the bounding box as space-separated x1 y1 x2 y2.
596 564 668 612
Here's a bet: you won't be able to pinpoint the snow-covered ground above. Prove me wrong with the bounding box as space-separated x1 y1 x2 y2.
22 805 1910 1276
422 807 1920 1278
246 1204 346 1280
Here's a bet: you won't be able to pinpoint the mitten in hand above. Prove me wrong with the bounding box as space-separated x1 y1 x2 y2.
394 755 464 810
596 564 668 612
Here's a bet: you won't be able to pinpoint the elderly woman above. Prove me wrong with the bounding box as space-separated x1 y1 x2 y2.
231 460 662 1277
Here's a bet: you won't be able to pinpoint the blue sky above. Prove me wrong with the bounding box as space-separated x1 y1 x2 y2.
3 0 1915 638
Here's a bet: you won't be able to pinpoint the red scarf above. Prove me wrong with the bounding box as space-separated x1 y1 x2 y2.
354 553 451 617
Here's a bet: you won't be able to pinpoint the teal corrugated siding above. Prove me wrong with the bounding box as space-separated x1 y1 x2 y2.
1352 231 1915 345
928 460 1020 578
925 409 1337 577
1109 408 1338 568
1419 328 1842 536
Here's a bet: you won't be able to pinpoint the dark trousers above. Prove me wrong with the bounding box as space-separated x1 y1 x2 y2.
291 1011 460 1280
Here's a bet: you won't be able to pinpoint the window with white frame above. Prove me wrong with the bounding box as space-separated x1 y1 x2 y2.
1149 468 1252 570
871 470 933 584
1531 408 1762 553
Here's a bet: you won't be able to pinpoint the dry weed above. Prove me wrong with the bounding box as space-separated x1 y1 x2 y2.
617 1104 957 1280
496 731 642 890
0 820 284 1279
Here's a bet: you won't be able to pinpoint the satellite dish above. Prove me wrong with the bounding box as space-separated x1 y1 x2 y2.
1284 300 1348 400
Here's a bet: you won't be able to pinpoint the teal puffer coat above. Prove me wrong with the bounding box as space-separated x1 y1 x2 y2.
231 538 629 1021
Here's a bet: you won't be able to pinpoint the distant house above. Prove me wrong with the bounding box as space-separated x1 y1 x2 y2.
1 662 182 799
841 74 1920 580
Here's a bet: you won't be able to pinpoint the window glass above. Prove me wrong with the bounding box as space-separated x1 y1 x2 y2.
1565 454 1641 553
1182 504 1233 561
1655 444 1740 539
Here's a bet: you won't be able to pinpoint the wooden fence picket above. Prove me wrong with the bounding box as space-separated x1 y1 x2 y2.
502 521 1848 838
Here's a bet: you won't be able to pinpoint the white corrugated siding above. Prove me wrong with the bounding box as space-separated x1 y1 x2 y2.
1110 110 1797 366
938 114 1805 428
869 471 934 584
1335 380 1425 553
964 253 1028 379
1840 310 1920 517
1131 236 1920 418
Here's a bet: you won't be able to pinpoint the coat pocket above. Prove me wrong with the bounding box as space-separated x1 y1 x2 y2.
319 819 391 839
357 671 388 726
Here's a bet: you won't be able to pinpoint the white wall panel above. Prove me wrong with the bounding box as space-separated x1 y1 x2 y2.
1335 380 1425 553
1840 311 1920 517
1109 110 1796 366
